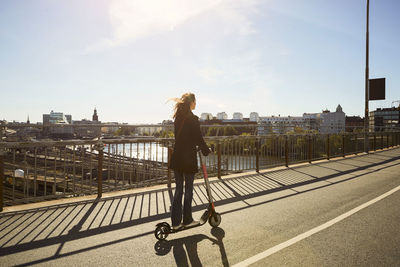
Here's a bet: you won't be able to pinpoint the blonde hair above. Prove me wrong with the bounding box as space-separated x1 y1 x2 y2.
170 93 196 119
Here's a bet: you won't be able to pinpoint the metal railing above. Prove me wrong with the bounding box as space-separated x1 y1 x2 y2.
1 131 399 210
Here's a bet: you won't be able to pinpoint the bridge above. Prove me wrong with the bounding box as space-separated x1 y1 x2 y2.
0 139 399 266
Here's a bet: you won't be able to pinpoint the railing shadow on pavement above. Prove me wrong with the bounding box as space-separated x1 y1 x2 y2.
0 148 399 266
154 227 229 267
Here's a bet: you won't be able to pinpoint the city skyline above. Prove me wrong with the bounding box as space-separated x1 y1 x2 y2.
1 0 399 124
2 103 349 124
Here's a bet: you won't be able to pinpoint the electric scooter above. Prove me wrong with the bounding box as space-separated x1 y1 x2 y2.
154 150 222 240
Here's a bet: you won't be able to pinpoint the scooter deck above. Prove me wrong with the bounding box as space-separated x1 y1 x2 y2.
170 221 206 233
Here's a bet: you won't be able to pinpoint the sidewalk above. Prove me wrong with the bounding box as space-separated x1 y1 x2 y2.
1 147 399 258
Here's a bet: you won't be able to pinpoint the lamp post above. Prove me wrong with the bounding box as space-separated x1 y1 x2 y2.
364 0 370 152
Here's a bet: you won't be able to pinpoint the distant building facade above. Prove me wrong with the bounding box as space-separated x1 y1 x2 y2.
200 113 213 121
345 116 364 132
258 115 304 134
232 112 243 120
257 105 345 135
136 125 163 136
43 110 72 125
369 106 400 131
73 108 102 138
216 112 228 120
303 105 345 134
43 110 73 137
249 112 259 122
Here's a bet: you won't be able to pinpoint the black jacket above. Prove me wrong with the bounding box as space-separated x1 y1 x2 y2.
170 112 210 174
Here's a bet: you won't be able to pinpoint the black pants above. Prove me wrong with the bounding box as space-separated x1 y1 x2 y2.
171 171 195 226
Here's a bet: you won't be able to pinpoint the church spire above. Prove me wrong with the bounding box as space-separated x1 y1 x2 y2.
92 108 98 122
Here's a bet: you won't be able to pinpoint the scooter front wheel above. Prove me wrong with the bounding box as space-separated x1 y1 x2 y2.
155 225 169 240
209 213 221 228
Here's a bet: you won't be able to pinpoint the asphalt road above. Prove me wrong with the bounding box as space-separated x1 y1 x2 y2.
1 148 399 266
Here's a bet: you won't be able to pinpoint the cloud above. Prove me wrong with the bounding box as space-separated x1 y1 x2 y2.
195 48 283 116
85 0 260 53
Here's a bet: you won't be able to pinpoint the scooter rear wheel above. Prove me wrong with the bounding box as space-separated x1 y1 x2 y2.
155 225 169 240
209 213 221 227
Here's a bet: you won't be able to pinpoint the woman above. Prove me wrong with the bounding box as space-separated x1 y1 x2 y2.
169 93 210 230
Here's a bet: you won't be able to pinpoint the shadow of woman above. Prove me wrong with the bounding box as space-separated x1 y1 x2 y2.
154 227 228 267
211 227 229 267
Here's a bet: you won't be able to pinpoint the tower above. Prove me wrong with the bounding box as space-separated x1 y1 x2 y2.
92 108 98 122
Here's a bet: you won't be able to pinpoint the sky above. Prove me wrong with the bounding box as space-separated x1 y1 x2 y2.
1 0 399 124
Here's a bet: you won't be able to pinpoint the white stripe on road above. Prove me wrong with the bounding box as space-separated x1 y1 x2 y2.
233 185 400 267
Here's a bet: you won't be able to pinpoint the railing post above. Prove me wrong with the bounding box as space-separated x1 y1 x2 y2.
285 135 289 167
0 148 4 212
96 140 104 198
326 134 330 160
391 132 394 147
387 133 389 149
255 138 259 173
355 133 358 154
217 141 221 178
342 134 345 157
167 146 172 187
308 135 312 163
398 132 399 146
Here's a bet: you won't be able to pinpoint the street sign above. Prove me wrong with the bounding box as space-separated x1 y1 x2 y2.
369 78 385 100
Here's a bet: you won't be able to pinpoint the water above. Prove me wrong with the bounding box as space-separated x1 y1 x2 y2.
104 143 282 172
105 143 169 163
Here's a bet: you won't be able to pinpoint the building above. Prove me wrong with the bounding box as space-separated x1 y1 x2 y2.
249 112 259 122
345 116 364 132
200 113 213 121
232 112 243 120
92 108 99 122
101 122 120 135
42 110 73 137
258 115 304 134
303 105 345 134
216 112 228 120
369 106 400 132
136 125 163 136
43 110 72 125
320 104 345 134
73 120 101 138
257 104 346 135
73 108 101 138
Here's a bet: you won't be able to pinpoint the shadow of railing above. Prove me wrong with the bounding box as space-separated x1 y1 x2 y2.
0 148 399 265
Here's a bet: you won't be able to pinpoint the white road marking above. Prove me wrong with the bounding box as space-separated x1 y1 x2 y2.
232 185 400 267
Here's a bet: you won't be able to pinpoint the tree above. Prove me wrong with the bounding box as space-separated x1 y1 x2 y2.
223 126 237 136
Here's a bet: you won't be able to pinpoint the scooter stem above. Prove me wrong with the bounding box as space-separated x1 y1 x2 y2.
198 150 214 206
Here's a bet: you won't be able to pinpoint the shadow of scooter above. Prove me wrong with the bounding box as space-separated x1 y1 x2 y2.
154 227 229 267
